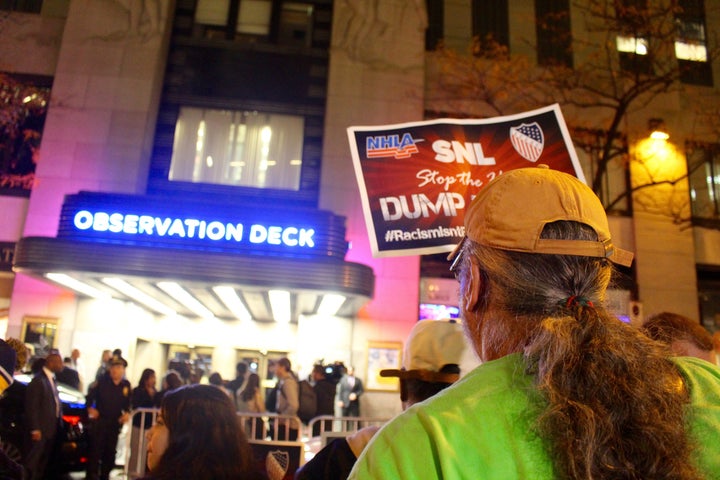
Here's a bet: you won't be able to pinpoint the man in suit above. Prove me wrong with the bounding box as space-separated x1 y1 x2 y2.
337 366 363 418
24 350 64 480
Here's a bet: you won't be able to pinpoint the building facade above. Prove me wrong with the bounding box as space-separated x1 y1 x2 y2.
1 0 720 419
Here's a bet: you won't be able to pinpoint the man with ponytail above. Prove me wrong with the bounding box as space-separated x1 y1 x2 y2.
350 166 720 479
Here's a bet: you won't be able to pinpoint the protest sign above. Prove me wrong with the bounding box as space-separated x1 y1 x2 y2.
347 104 584 258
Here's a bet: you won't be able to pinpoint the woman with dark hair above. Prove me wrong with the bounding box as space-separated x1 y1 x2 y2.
236 373 264 439
153 370 182 407
142 384 261 479
351 167 720 478
129 368 156 477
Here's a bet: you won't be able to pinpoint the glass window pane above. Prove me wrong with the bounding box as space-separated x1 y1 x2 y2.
195 0 229 26
237 0 272 35
616 35 648 55
170 107 304 191
573 129 629 213
472 0 509 48
603 156 628 213
0 0 42 13
675 41 708 62
687 145 720 219
535 0 573 67
278 3 314 47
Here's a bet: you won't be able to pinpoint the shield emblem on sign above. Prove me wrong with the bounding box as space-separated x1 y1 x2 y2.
510 122 545 163
266 450 289 480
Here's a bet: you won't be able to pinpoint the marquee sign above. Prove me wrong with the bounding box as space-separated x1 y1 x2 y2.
57 192 349 260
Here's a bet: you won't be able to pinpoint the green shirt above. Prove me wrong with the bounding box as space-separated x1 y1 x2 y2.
349 353 720 479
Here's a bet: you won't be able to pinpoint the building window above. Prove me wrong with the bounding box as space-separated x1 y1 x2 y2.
425 0 443 50
675 0 713 86
169 108 304 191
194 0 232 27
0 0 42 13
687 141 720 222
194 0 314 47
573 128 631 214
276 2 313 47
615 0 652 74
472 0 509 48
236 0 273 36
697 270 720 334
535 0 573 67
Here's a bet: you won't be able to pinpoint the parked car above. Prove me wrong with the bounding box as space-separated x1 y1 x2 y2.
0 373 89 474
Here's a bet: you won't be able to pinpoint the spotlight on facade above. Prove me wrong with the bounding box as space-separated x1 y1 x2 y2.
648 118 669 140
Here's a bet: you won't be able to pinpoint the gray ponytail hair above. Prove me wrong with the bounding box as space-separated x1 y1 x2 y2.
456 220 699 479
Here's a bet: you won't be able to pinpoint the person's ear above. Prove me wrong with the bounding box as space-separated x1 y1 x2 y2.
462 257 483 312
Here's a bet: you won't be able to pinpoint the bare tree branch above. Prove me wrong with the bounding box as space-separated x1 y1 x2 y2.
426 0 719 224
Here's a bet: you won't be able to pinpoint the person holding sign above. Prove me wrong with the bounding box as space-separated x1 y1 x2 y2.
350 166 720 479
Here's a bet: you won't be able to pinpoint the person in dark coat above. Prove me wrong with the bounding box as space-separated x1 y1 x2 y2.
85 354 131 480
311 364 336 437
0 338 24 480
225 361 248 408
24 350 64 480
55 357 81 390
337 366 363 418
128 368 156 477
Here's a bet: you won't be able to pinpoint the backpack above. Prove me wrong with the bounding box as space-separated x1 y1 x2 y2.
265 384 278 412
296 379 317 424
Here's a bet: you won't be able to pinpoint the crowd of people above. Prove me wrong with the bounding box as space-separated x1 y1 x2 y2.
0 340 365 479
3 166 720 479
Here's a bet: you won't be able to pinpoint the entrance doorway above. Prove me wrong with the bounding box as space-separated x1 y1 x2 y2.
235 350 286 404
167 344 214 384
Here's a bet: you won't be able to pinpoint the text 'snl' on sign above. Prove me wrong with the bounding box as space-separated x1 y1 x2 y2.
347 104 585 258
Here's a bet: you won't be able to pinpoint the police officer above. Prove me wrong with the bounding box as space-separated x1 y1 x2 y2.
86 354 131 480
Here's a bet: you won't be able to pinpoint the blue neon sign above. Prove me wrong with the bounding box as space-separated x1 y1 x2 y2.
58 192 349 260
72 210 315 248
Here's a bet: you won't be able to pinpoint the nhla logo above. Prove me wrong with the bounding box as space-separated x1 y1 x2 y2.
366 133 420 159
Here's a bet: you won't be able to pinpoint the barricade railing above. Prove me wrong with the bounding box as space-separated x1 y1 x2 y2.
235 412 303 441
124 408 304 478
302 415 390 464
124 409 387 478
305 415 389 440
125 408 159 479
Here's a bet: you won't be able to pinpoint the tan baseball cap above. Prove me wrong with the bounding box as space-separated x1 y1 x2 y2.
380 319 468 383
448 166 633 268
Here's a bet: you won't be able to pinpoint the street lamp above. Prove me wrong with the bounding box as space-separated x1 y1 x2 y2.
648 118 669 140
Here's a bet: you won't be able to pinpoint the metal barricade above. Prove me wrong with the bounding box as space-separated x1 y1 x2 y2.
124 408 303 478
305 415 389 439
125 408 159 479
236 412 303 441
303 415 390 462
